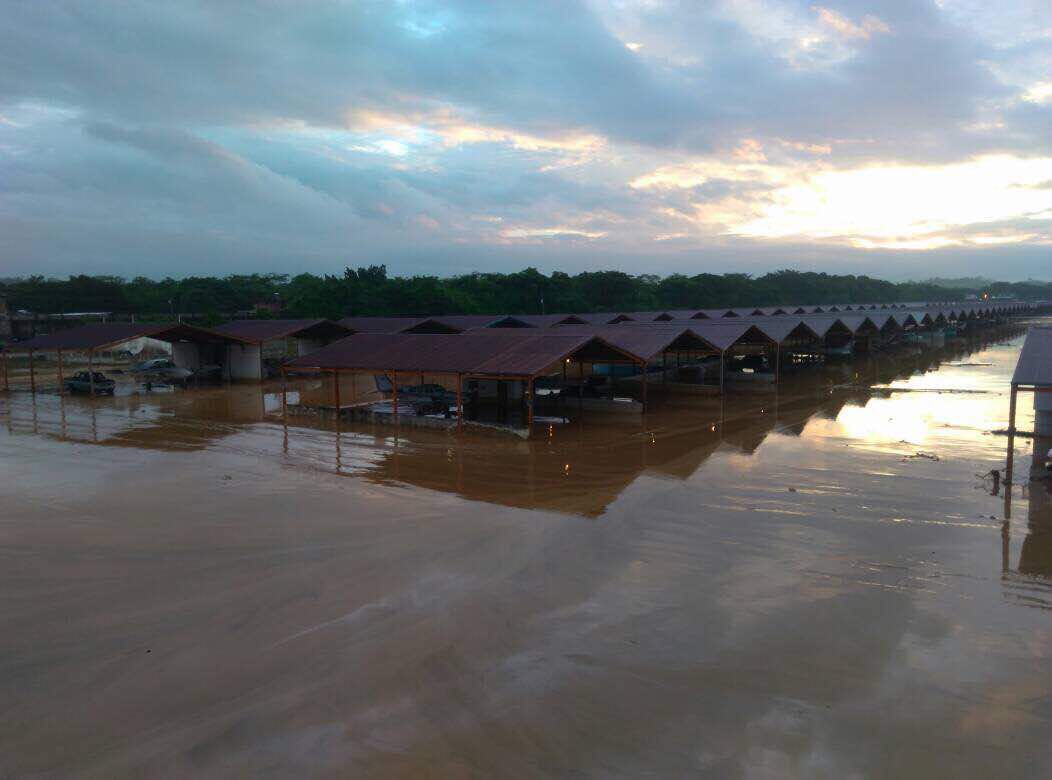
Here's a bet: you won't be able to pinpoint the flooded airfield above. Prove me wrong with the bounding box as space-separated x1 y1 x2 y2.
3 324 1052 777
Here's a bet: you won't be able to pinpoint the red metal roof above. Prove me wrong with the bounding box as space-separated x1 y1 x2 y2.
514 314 589 327
552 324 721 359
697 308 742 319
337 316 430 333
336 314 539 333
326 301 1028 343
423 314 533 330
286 330 645 377
7 322 254 351
689 321 776 349
575 312 634 324
654 309 702 320
737 317 822 343
212 319 352 343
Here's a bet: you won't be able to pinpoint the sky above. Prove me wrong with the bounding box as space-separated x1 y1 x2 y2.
1 1 1051 282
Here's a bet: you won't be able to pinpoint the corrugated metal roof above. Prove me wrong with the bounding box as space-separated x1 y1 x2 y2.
868 313 895 330
657 309 705 320
8 322 253 351
550 324 722 359
697 308 741 318
836 314 878 332
690 320 775 349
1013 326 1052 387
212 319 352 343
620 311 666 322
574 312 633 324
739 317 822 342
515 314 589 327
333 301 1030 336
286 330 645 377
337 316 426 333
354 314 541 332
796 316 853 337
427 314 532 330
748 307 790 316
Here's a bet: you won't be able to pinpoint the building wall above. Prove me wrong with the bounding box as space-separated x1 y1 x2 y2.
1037 391 1052 436
471 379 525 400
262 338 293 359
0 295 9 340
171 342 201 371
297 337 324 356
227 344 263 380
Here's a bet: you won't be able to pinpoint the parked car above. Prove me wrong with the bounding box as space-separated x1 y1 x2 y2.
132 358 194 386
64 371 116 395
373 375 454 414
194 364 224 382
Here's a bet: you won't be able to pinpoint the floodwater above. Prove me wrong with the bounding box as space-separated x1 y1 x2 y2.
3 323 1052 777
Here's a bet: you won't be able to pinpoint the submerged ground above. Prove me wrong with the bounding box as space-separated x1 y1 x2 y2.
2 324 1051 777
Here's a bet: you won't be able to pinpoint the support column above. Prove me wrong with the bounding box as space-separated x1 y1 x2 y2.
578 361 584 417
1006 383 1018 489
2 348 8 391
57 350 65 395
29 350 36 393
88 351 95 396
526 376 534 431
456 372 463 431
719 350 725 395
775 343 781 384
281 367 288 421
641 362 648 411
332 369 341 417
391 372 399 423
561 360 567 415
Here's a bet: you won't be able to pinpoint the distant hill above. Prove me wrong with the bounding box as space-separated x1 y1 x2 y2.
920 277 995 290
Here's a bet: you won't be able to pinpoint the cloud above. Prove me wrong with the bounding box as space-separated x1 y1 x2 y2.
813 6 890 41
0 1 1051 280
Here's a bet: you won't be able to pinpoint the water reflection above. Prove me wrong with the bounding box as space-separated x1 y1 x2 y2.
2 323 1032 520
1019 442 1052 580
350 324 1033 517
1001 434 1052 602
6 322 1052 777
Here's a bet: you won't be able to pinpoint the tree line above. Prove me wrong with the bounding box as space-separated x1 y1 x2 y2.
2 268 1049 323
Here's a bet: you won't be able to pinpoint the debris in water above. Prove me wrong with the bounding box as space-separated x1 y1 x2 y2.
903 451 940 462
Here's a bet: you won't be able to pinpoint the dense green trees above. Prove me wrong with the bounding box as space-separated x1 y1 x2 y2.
2 267 1047 322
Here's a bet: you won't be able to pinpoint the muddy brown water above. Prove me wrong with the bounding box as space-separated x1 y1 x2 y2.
3 324 1052 777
